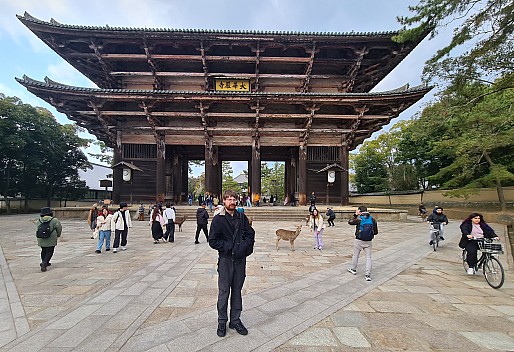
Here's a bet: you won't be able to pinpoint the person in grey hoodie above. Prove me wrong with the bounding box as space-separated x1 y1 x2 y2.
36 207 62 272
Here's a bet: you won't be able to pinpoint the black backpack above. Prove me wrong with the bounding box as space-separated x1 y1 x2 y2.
36 219 53 239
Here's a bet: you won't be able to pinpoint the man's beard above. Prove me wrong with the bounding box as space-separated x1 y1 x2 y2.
225 203 236 211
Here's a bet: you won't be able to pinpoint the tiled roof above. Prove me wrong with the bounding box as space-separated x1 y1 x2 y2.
18 12 399 38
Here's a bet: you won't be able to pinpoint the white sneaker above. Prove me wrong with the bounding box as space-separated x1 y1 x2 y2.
113 248 118 253
347 268 357 275
121 246 127 251
467 268 475 275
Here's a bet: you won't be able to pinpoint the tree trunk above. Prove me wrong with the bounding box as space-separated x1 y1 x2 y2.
483 152 507 211
2 161 12 214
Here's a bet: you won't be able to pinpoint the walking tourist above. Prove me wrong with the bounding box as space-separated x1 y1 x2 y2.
88 203 98 239
36 207 62 272
111 202 132 252
150 205 165 244
195 202 209 244
325 207 336 227
163 202 176 242
95 206 112 253
347 206 378 281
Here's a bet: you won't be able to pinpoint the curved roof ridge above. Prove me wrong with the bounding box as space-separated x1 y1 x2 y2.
16 75 432 97
17 12 399 37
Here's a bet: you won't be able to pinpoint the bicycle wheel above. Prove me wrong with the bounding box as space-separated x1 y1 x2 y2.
462 250 470 273
483 256 505 289
432 232 438 251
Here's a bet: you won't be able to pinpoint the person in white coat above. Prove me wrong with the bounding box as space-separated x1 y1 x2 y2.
111 202 132 252
95 206 113 253
309 208 325 250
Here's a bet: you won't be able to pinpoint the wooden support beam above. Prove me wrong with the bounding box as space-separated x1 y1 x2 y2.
299 42 317 93
88 39 116 88
340 47 368 93
199 41 210 90
142 36 165 90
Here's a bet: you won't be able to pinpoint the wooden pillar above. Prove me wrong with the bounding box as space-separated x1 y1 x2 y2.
298 145 307 206
172 152 181 204
205 140 219 195
112 131 123 204
251 137 261 205
181 158 189 203
156 132 165 202
340 145 349 205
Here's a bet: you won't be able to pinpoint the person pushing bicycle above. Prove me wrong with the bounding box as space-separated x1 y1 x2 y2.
427 207 448 245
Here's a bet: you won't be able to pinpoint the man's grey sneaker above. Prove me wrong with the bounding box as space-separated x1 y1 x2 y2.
347 268 357 275
229 321 248 335
365 275 372 281
217 322 226 337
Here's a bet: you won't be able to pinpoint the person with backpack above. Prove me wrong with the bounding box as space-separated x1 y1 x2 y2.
325 207 336 227
36 207 62 272
195 202 209 244
347 206 378 281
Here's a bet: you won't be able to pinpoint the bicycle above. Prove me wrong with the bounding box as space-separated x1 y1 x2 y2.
462 238 505 289
429 222 441 251
418 210 428 221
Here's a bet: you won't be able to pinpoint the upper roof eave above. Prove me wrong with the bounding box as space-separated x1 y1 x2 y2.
17 11 402 39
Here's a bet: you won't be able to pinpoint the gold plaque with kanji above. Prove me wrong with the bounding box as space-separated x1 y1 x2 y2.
214 79 250 92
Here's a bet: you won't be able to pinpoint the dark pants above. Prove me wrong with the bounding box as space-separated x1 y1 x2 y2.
40 246 55 264
217 256 246 324
195 224 208 242
465 240 480 268
164 220 175 242
328 217 335 226
113 229 128 248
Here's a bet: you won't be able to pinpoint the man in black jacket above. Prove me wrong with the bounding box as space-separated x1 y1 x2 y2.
195 202 209 244
209 190 255 337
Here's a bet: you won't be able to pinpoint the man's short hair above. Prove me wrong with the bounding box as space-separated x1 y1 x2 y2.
358 205 368 212
223 189 238 200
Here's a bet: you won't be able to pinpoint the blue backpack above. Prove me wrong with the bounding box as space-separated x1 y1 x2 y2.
357 214 374 241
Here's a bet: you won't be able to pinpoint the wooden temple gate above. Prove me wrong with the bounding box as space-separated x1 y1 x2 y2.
16 12 431 205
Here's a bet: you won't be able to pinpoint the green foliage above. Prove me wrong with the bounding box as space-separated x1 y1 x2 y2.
395 0 514 90
222 161 240 193
0 95 91 208
352 141 388 193
89 140 113 165
261 162 285 200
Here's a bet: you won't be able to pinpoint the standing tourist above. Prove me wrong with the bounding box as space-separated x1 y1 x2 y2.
309 208 325 250
95 206 113 253
88 203 98 239
195 202 209 244
208 190 255 337
111 202 132 252
347 206 378 281
36 207 62 272
150 205 165 244
163 202 176 242
138 203 145 221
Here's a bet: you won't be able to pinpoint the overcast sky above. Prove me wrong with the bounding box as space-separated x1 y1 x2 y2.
0 0 452 176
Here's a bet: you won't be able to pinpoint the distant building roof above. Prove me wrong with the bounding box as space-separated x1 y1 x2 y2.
234 173 248 184
78 163 113 191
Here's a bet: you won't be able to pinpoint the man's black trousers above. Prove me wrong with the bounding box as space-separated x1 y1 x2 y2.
40 246 55 265
195 224 208 242
217 256 246 324
164 220 175 242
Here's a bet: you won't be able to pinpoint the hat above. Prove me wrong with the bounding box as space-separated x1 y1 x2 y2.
201 202 206 206
119 202 128 208
40 207 53 216
358 206 368 212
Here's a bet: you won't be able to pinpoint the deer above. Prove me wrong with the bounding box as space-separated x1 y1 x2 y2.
275 225 302 251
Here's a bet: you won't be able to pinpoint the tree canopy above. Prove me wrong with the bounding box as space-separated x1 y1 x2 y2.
395 0 514 90
0 95 90 212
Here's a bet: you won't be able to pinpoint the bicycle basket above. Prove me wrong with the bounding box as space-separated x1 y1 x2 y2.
478 241 503 254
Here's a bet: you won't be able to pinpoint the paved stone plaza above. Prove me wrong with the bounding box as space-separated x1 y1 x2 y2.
1 210 513 351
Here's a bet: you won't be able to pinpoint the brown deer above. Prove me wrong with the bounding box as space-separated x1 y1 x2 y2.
275 225 302 251
174 216 186 231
